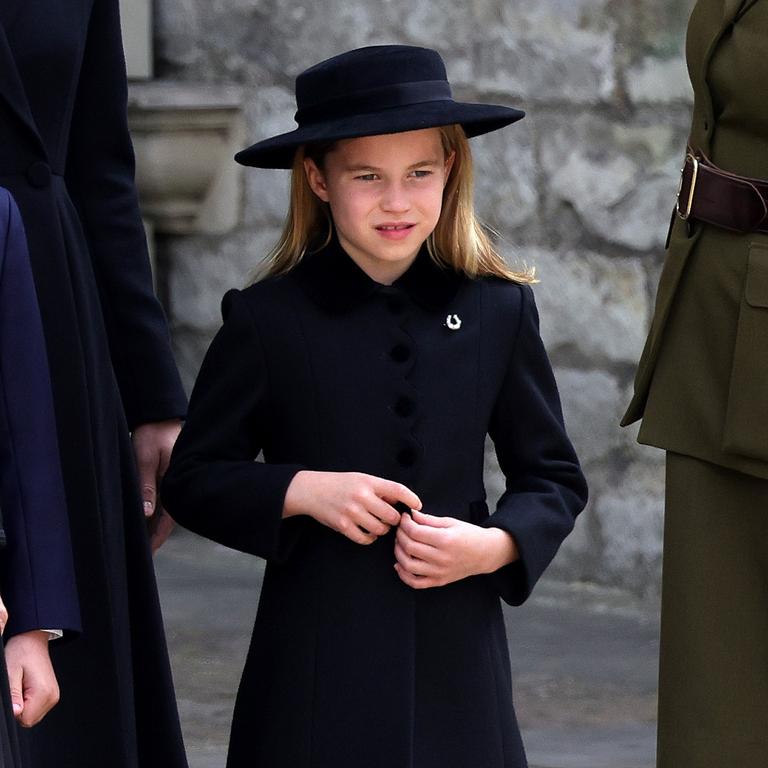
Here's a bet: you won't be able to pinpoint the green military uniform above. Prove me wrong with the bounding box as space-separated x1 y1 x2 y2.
622 1 768 765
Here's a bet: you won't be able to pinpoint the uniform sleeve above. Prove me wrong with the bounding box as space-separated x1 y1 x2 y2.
0 191 81 638
483 285 588 606
161 290 305 560
64 0 186 429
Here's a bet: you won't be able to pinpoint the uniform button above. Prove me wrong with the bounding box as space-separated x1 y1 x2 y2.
396 446 418 467
390 344 411 363
393 396 415 418
26 161 52 189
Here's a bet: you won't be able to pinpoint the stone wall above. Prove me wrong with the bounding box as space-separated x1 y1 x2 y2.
151 0 697 596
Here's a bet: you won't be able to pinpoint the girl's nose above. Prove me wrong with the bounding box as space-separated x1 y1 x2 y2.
380 182 410 212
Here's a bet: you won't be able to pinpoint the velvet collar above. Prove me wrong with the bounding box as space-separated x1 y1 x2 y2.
292 232 464 314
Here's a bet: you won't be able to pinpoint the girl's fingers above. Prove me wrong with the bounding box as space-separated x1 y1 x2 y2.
394 563 438 589
395 527 440 563
337 511 377 544
358 510 391 537
348 526 378 545
367 495 402 527
376 478 421 512
411 509 452 527
394 542 436 576
399 510 449 546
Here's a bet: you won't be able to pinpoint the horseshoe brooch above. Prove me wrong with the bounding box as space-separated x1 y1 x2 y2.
445 314 462 331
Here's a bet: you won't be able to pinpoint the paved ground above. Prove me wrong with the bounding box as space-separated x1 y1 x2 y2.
155 531 660 768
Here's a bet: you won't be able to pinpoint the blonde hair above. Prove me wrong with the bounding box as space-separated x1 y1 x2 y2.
254 124 535 284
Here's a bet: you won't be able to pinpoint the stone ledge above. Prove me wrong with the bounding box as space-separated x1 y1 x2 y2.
129 82 246 235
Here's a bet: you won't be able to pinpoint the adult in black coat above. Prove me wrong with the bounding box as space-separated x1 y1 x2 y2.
0 188 79 765
0 2 188 767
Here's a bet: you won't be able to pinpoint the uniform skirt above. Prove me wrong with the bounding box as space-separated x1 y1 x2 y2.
658 452 768 767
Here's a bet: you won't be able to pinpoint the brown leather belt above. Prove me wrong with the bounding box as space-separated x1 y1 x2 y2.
676 149 768 234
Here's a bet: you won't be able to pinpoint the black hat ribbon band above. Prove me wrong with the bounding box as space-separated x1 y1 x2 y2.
294 80 453 125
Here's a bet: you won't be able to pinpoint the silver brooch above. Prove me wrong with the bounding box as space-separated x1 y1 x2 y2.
445 314 462 331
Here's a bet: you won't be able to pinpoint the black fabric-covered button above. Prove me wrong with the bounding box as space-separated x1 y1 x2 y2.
396 446 418 468
393 396 415 418
390 344 411 363
26 161 52 189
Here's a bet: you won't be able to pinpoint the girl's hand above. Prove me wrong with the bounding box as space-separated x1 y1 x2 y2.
394 509 519 589
283 471 421 545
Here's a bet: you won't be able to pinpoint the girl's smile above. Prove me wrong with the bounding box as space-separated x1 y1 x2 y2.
304 128 454 284
374 222 417 240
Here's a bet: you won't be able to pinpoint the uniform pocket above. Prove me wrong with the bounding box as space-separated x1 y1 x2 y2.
745 244 768 307
722 244 768 461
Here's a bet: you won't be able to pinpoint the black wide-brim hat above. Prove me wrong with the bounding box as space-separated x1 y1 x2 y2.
235 45 525 169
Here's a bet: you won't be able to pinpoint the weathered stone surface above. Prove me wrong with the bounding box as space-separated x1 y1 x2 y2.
540 116 683 250
472 123 538 230
548 489 606 585
483 1 617 103
167 228 281 332
171 327 216 394
596 460 665 595
627 56 692 105
551 368 624 467
241 86 294 223
527 248 649 366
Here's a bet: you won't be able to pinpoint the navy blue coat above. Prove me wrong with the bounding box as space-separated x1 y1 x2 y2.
0 188 79 768
0 2 187 766
0 188 80 638
163 237 588 768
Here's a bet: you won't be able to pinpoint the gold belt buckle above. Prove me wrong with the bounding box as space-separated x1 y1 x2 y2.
676 152 700 220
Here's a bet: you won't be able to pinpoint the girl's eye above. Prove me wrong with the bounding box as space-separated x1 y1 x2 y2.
355 174 379 181
411 170 433 179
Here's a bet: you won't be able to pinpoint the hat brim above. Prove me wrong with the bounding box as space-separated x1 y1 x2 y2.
234 100 525 169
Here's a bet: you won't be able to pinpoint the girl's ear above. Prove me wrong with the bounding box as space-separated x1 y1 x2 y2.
304 157 330 202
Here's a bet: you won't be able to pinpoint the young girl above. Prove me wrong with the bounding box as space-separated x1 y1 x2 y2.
162 45 588 768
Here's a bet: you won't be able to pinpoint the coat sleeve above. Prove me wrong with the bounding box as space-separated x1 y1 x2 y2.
483 284 588 606
161 289 305 560
64 0 186 430
0 190 81 638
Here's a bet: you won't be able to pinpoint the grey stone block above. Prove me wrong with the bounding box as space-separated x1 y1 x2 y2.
167 228 281 332
528 248 649 366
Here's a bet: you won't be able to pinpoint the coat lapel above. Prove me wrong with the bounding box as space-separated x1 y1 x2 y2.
0 20 45 155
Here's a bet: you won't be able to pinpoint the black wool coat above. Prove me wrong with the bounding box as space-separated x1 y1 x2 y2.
0 1 187 766
163 237 588 768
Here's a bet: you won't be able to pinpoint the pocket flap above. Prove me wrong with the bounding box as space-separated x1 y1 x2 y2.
745 244 768 308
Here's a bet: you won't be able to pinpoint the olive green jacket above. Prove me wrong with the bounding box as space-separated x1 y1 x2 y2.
622 0 768 478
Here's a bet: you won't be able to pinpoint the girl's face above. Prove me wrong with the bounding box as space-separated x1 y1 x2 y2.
304 128 454 284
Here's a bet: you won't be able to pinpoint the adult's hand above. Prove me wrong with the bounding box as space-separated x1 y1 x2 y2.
394 509 518 589
283 471 421 545
0 595 7 636
132 419 183 553
4 631 59 727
